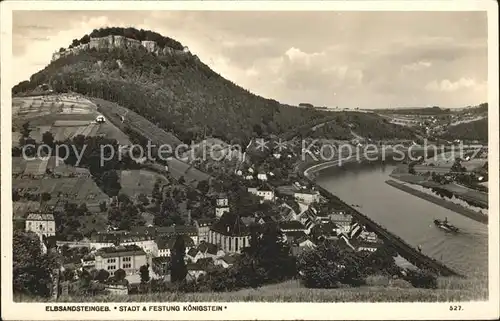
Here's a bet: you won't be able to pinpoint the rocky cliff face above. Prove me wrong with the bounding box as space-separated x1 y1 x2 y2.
52 35 190 62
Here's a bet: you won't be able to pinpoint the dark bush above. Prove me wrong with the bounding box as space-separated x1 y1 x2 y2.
405 269 438 289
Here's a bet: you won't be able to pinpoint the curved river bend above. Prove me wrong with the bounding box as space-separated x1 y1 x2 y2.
315 163 488 279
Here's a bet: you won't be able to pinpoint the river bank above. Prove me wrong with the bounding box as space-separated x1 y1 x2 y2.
385 179 488 224
301 158 463 277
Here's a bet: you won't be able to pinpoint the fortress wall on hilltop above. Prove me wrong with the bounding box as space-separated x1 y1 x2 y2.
51 35 189 62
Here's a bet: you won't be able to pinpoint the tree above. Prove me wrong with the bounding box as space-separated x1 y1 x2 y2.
13 190 21 202
152 179 163 200
361 245 401 277
13 230 56 297
251 222 297 282
99 170 121 197
197 180 210 195
137 193 150 205
170 235 187 282
95 269 110 283
297 241 365 288
178 176 186 184
139 264 150 283
21 122 31 138
62 267 75 282
41 192 51 202
404 269 438 289
114 268 126 282
99 201 107 212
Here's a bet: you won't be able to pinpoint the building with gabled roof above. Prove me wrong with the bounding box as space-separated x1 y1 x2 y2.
214 193 230 218
247 186 275 202
310 222 339 242
25 213 56 240
329 213 352 233
152 256 171 276
194 218 216 243
215 254 238 269
282 230 307 244
156 234 195 257
95 245 147 276
186 263 207 282
279 220 306 232
294 190 321 205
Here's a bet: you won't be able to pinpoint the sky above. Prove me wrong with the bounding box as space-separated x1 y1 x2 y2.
12 10 488 109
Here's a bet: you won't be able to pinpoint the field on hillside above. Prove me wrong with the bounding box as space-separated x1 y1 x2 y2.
119 169 169 198
12 94 133 146
13 177 109 212
166 157 212 186
18 276 487 303
95 121 132 145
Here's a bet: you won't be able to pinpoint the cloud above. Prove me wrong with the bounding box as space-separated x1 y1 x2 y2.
221 37 273 48
284 47 325 66
11 11 488 108
425 77 480 92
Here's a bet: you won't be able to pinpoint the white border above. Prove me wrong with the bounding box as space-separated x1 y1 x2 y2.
1 1 498 320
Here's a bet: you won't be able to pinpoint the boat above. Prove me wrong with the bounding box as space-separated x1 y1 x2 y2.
433 219 459 233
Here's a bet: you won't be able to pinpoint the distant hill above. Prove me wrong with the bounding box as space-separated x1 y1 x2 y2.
377 106 452 115
439 118 488 143
12 27 418 145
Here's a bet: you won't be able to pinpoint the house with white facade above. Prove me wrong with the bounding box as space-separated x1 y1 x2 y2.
294 190 321 205
257 172 268 181
330 213 353 234
214 255 237 269
25 213 56 241
247 187 275 202
214 193 230 218
156 235 194 257
186 242 225 262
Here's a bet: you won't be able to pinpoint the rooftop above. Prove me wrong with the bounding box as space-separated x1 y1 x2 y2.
195 218 215 226
283 230 307 239
152 256 171 265
330 213 353 222
95 245 147 258
210 213 249 236
156 234 195 250
220 255 238 265
186 263 205 271
26 213 54 221
279 220 306 231
187 248 200 257
198 242 219 255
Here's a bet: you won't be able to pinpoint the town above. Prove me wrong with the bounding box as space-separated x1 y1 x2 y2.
9 21 490 306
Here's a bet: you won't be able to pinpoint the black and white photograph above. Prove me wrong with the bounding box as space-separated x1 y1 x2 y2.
1 1 498 320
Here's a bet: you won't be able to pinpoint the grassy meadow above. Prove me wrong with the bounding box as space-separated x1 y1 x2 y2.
17 276 487 303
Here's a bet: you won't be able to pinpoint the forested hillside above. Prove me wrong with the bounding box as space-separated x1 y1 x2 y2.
439 118 488 142
13 47 331 145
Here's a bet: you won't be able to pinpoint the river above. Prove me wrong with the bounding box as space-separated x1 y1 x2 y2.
315 162 488 279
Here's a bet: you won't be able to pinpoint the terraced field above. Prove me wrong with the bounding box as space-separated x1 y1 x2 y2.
119 169 169 198
12 94 131 144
